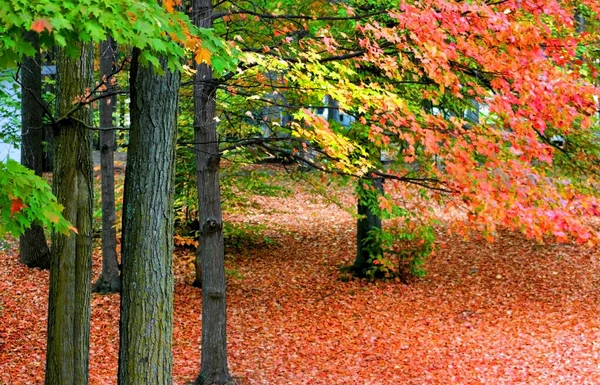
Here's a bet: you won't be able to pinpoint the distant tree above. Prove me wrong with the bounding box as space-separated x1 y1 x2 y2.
92 36 120 294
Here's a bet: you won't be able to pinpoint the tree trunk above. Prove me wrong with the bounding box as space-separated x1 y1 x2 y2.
92 37 121 294
44 42 94 385
117 48 179 385
353 178 384 277
192 0 233 383
19 31 50 270
42 47 56 173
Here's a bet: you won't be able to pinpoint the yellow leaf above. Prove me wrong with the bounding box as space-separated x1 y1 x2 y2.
163 0 175 12
46 212 60 224
185 38 198 50
194 47 211 65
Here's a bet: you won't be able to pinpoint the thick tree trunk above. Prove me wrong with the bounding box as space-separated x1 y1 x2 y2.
192 0 233 383
117 48 179 385
353 178 384 277
19 31 50 270
92 37 121 294
44 42 94 385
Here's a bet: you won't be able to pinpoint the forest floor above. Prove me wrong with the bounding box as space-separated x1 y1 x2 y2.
2 165 600 385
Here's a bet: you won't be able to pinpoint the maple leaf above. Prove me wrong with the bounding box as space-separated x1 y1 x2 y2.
30 18 52 33
46 212 60 224
163 0 175 12
194 47 211 65
10 198 27 215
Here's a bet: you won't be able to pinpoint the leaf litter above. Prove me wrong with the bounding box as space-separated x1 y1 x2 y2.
1 176 600 384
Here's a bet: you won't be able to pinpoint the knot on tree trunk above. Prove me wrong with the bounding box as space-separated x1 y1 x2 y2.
207 154 220 172
202 217 222 235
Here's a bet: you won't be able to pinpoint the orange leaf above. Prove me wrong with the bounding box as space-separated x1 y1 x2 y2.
30 18 53 33
10 198 27 215
194 47 211 65
164 0 174 12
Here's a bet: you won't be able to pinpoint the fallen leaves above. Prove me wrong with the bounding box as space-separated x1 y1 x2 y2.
1 174 600 384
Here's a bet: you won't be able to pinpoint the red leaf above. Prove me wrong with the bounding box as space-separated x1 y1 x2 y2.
30 18 53 33
10 198 26 215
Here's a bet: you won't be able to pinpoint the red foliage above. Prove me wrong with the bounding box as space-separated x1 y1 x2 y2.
30 18 52 33
1 187 600 384
9 198 26 215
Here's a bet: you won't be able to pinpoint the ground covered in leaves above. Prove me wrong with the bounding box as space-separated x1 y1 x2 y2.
2 171 600 384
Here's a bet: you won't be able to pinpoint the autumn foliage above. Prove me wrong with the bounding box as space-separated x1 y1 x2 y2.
263 0 600 245
1 0 600 384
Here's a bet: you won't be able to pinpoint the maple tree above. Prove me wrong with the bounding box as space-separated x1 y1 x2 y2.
44 40 95 385
92 37 121 294
1 0 600 384
165 0 600 381
0 0 235 237
0 2 233 385
117 46 180 384
209 0 600 274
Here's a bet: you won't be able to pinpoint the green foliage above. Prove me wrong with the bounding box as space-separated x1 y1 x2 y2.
0 70 20 147
362 224 434 281
0 0 239 73
0 159 74 237
356 180 434 280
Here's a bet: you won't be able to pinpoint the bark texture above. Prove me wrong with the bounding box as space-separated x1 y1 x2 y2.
193 0 233 383
44 42 94 385
92 37 121 294
117 48 179 385
19 31 50 270
353 179 384 277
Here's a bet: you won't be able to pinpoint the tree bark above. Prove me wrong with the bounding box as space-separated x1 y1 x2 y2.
92 37 121 294
192 0 233 383
117 48 179 385
44 41 94 385
353 178 384 277
19 31 50 270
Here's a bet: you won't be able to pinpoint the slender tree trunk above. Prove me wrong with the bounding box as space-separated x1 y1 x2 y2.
42 48 56 173
44 41 94 385
192 0 233 383
353 179 384 277
92 37 121 294
117 48 179 385
19 31 50 270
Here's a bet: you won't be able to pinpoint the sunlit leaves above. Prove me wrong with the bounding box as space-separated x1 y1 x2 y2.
0 0 239 73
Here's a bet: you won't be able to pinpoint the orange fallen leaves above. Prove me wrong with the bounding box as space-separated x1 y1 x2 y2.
1 180 600 384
